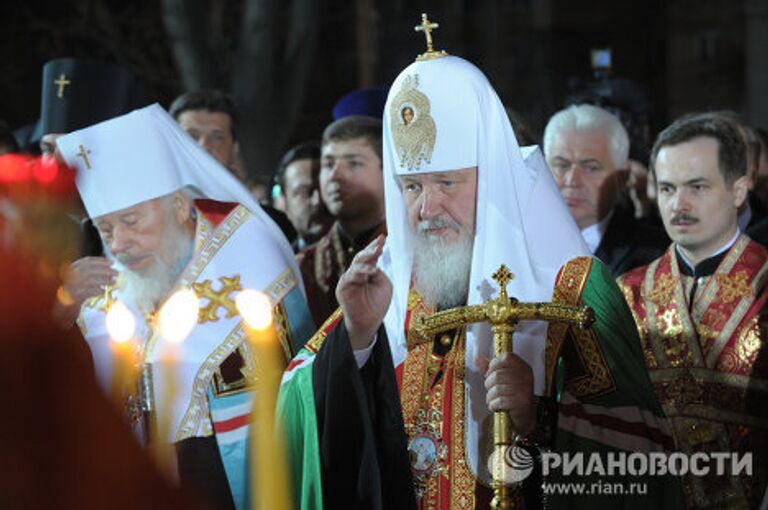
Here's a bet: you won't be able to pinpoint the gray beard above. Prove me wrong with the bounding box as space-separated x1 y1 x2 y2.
114 223 194 312
411 228 473 311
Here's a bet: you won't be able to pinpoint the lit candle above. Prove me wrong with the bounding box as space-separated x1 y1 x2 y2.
235 289 291 510
105 300 137 406
153 287 199 479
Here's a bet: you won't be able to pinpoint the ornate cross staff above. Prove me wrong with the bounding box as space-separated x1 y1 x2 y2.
412 264 594 510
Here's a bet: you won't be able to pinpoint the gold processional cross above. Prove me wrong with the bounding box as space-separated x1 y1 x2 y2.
412 264 595 510
414 13 448 61
54 73 71 98
76 144 92 169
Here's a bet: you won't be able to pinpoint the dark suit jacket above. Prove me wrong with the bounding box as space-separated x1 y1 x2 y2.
746 216 768 248
595 206 670 278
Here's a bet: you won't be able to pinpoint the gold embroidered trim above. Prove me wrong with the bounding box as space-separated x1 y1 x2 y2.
691 235 747 320
176 205 251 291
389 74 436 172
643 250 700 369
175 321 247 441
729 317 763 370
667 416 749 509
716 271 753 304
754 257 768 293
450 335 475 510
545 257 593 395
273 302 294 361
705 292 753 367
564 330 616 399
618 275 654 368
400 342 430 428
668 250 704 366
263 267 298 305
662 398 768 429
649 273 676 307
649 366 768 392
402 340 446 503
212 344 251 398
194 211 213 251
407 289 435 349
305 307 344 353
551 256 591 303
642 256 669 366
546 257 615 399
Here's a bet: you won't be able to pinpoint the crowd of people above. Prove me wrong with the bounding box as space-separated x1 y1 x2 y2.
1 16 767 510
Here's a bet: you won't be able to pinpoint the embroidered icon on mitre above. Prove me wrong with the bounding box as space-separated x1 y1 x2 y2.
390 74 436 171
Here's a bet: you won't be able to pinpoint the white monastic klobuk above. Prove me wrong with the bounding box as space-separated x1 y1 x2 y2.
57 104 304 443
379 55 590 484
57 103 299 285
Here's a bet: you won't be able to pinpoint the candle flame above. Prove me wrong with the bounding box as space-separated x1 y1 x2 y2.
106 300 136 343
157 288 199 344
235 289 273 330
56 285 75 306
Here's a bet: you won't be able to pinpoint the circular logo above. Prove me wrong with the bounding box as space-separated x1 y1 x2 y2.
486 445 534 484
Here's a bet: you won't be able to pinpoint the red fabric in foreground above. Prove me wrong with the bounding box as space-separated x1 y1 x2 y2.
0 247 206 510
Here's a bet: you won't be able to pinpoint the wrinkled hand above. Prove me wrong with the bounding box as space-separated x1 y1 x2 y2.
53 257 117 327
480 352 536 436
336 235 392 350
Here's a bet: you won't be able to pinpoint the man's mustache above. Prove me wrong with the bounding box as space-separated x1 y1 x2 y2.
417 218 461 234
115 253 160 268
115 254 143 266
671 213 698 225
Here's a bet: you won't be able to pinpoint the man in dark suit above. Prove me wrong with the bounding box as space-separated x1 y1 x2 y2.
544 104 668 277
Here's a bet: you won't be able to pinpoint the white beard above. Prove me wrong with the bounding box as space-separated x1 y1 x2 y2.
113 220 194 312
411 219 473 310
117 262 176 312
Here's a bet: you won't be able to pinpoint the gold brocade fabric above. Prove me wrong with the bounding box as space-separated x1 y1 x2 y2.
618 238 768 509
399 290 525 510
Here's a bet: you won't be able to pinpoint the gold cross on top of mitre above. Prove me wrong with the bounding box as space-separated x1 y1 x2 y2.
414 13 448 61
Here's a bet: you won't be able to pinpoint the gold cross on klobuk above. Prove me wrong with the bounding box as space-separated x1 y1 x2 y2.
54 73 71 98
76 145 92 169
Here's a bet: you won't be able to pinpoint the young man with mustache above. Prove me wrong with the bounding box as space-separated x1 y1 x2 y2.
619 114 768 509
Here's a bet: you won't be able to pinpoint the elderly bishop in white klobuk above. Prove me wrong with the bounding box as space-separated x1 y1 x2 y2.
57 104 314 509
